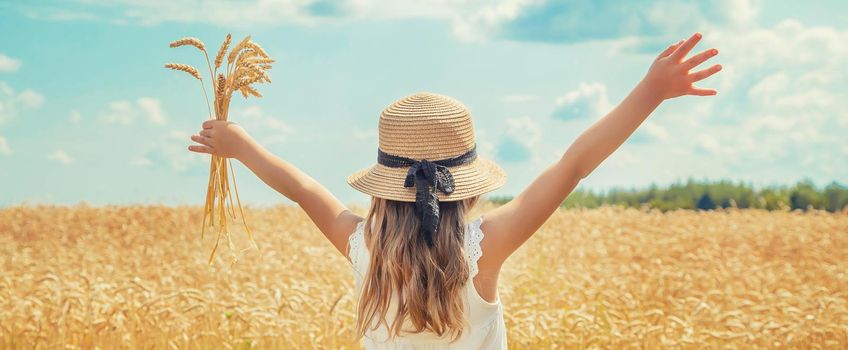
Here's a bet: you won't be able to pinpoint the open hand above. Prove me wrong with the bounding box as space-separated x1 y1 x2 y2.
188 119 255 160
642 32 722 100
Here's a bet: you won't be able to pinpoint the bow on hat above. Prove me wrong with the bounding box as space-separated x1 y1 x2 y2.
377 146 477 246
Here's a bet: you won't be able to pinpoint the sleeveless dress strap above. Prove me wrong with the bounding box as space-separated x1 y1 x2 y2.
464 216 485 279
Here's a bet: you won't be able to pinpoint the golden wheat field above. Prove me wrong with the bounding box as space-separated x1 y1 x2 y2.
1 204 846 349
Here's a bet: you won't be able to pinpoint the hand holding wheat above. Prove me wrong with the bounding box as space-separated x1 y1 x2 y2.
189 120 254 159
165 34 275 265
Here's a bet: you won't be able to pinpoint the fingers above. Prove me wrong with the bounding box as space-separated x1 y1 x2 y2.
671 32 702 61
199 129 212 137
657 39 685 60
202 119 216 129
191 134 213 147
688 86 717 96
689 64 723 82
682 48 719 70
188 145 214 154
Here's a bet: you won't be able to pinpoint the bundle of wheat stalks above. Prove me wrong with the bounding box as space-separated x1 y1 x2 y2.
164 34 274 265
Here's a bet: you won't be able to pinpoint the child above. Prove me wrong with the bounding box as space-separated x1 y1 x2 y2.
188 32 721 349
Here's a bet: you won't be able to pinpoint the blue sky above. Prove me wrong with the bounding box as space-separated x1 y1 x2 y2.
0 0 846 206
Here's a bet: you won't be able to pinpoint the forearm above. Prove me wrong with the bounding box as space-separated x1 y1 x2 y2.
236 140 315 203
238 141 358 248
190 119 359 253
562 78 663 179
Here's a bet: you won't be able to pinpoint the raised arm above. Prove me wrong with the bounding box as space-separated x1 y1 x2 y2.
188 120 361 257
481 32 722 266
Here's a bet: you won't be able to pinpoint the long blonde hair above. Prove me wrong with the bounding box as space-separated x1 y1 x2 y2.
355 195 479 341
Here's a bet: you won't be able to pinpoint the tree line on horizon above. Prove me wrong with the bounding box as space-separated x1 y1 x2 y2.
488 179 848 212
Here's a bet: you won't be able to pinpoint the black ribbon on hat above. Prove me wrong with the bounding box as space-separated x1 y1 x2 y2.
377 145 478 246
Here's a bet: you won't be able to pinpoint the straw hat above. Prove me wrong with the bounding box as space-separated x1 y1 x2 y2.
347 92 507 202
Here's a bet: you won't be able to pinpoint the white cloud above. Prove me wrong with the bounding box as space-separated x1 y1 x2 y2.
608 149 640 167
642 122 669 141
69 110 81 124
496 115 543 162
696 134 723 154
721 0 760 26
142 129 206 172
17 89 45 108
748 72 789 104
17 0 543 43
451 0 540 42
237 105 294 146
552 82 612 121
502 94 539 103
23 0 317 27
640 17 848 178
130 156 152 167
773 89 835 110
707 19 848 91
475 128 497 159
98 97 167 125
48 150 74 165
137 97 167 124
352 128 377 141
100 100 134 124
13 0 764 45
741 114 795 133
506 115 541 145
0 82 44 124
0 54 21 72
0 136 11 156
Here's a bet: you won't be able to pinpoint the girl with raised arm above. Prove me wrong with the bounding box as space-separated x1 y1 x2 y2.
188 31 721 349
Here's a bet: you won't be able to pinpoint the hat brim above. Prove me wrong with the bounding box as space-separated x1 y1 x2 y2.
347 156 507 202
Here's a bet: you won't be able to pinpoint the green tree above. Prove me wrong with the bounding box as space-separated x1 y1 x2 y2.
696 193 717 210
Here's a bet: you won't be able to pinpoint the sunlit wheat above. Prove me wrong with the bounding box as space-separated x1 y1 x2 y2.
0 205 845 349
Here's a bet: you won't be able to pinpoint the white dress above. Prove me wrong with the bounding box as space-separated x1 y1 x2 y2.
347 217 508 350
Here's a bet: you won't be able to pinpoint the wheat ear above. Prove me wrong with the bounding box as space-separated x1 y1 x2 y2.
214 34 231 73
169 37 215 83
247 57 275 65
232 74 266 91
169 37 206 51
164 63 201 79
244 42 269 58
166 34 273 264
227 35 252 73
215 74 227 117
240 85 262 98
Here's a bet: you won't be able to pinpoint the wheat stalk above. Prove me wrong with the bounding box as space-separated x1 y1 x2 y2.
165 34 274 264
164 63 212 119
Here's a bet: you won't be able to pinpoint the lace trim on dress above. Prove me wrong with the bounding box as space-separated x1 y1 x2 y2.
348 220 366 275
465 216 485 279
